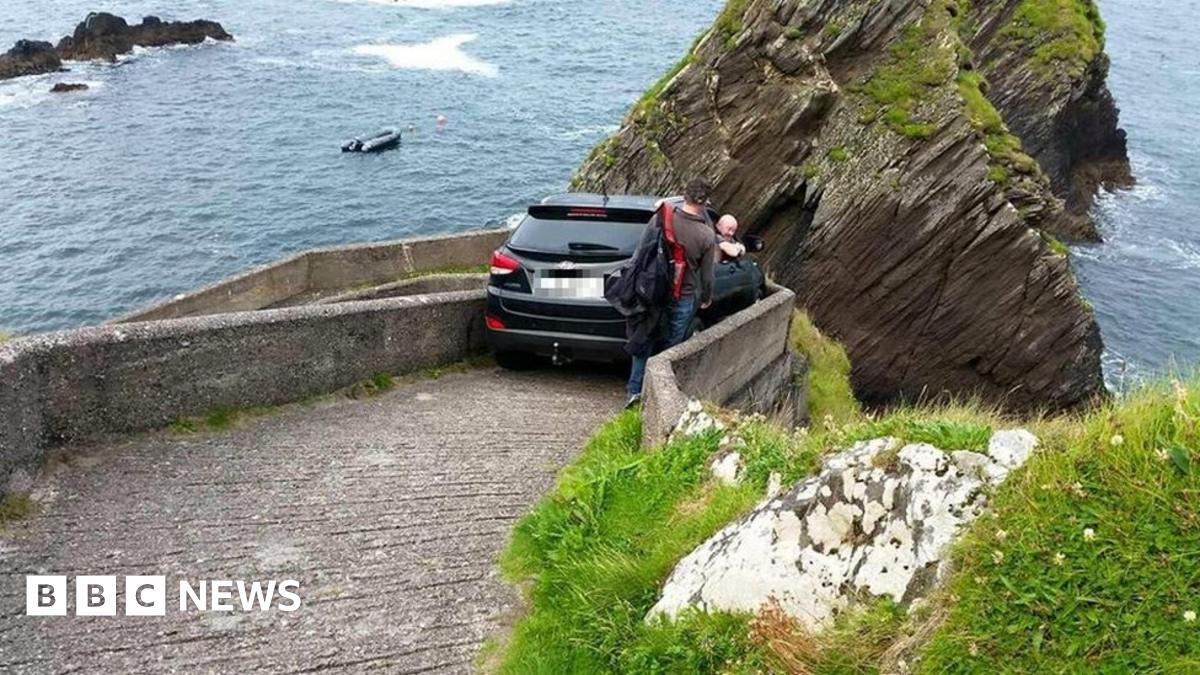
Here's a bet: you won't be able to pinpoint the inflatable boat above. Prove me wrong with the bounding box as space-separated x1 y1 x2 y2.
342 128 402 153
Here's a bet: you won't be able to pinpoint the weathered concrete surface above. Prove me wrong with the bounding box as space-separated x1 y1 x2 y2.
1 291 485 499
117 229 507 323
0 366 624 673
642 284 796 447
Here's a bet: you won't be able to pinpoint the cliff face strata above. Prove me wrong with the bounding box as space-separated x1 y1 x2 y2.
967 1 1131 238
574 0 1114 411
0 13 232 82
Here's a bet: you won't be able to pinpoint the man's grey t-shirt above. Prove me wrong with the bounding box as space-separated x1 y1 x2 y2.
636 206 716 305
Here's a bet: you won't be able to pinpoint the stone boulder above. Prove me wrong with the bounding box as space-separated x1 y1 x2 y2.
0 40 63 80
50 82 89 93
649 430 1038 629
56 12 233 62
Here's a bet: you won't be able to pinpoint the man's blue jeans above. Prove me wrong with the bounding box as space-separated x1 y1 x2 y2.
627 294 698 396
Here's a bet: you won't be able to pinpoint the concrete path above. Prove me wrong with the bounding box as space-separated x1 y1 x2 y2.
0 367 625 673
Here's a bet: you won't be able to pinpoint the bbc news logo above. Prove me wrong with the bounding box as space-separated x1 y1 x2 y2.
26 576 301 616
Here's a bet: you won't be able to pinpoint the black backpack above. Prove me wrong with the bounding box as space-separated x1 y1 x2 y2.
604 204 683 315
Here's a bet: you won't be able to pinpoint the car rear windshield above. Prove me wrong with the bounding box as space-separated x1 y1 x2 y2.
507 215 649 257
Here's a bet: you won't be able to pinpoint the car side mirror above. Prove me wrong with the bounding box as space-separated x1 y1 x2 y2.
743 235 765 253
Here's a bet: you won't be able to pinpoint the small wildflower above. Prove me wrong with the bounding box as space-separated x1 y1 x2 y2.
996 529 1008 542
1185 610 1197 623
1110 434 1124 447
968 642 979 657
992 550 1005 564
1054 552 1065 566
1069 481 1087 498
1156 448 1170 462
1083 527 1096 541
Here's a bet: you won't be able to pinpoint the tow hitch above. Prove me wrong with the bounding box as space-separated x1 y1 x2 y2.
551 341 570 367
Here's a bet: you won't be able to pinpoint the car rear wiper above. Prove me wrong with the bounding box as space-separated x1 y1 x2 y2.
567 242 620 252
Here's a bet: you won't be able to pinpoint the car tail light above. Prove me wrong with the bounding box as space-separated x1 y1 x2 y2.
490 250 520 276
485 315 506 331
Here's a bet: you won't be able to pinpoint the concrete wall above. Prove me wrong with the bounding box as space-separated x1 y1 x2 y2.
641 284 800 447
318 274 488 305
1 290 486 498
116 229 508 323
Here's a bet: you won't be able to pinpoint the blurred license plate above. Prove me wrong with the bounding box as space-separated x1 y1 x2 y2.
539 276 604 298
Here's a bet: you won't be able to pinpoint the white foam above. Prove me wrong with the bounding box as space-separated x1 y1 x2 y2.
352 34 498 77
0 76 103 109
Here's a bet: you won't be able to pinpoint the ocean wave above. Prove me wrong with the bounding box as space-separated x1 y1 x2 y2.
554 123 619 141
0 76 103 109
352 34 498 77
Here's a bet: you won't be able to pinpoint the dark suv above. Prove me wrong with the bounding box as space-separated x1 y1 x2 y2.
485 193 766 369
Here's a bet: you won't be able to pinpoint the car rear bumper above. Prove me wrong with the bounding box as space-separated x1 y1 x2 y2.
486 288 628 362
486 326 628 362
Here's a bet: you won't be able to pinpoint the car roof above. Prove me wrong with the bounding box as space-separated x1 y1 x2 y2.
538 193 664 211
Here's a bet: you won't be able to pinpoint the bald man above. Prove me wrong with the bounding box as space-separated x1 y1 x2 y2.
715 214 746 259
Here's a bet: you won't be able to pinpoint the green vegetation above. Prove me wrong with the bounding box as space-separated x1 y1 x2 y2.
1004 0 1105 78
785 26 804 41
921 376 1200 672
856 6 953 140
828 146 849 162
958 71 1040 181
789 311 860 425
496 374 1200 672
715 0 752 50
801 163 820 180
400 263 488 280
0 493 36 526
497 410 766 673
848 404 996 452
822 21 844 39
1043 233 1070 257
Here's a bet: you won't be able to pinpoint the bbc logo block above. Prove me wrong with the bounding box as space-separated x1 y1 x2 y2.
26 575 300 615
27 576 167 616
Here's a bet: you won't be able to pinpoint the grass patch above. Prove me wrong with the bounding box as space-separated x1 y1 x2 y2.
715 0 752 50
1003 0 1105 78
790 310 861 426
497 410 758 672
919 376 1200 672
0 493 36 526
497 408 847 672
1042 233 1070 257
828 146 849 162
958 71 1040 181
847 401 1000 451
496 376 1200 672
856 5 954 140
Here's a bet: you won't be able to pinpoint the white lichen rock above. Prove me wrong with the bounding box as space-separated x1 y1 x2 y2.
673 399 725 439
649 430 1038 629
709 451 743 486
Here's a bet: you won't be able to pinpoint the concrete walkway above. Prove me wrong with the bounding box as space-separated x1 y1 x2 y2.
0 367 624 673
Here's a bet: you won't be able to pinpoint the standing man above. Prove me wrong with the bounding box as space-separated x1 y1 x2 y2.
624 178 717 408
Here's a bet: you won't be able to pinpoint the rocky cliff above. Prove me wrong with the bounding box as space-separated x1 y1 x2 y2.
0 13 232 82
573 0 1128 411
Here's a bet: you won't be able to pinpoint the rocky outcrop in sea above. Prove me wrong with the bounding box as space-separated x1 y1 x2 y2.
0 41 62 80
573 0 1129 412
0 12 232 82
